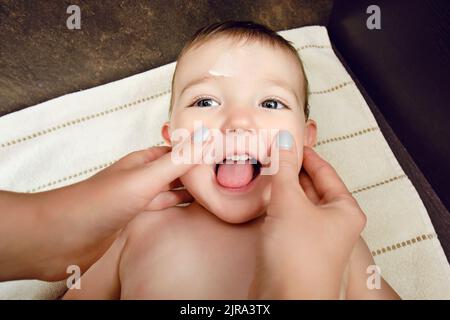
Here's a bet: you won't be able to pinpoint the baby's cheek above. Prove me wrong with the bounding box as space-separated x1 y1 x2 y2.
262 183 272 208
171 111 216 133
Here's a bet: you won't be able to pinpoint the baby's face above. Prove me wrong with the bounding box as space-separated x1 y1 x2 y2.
163 36 316 223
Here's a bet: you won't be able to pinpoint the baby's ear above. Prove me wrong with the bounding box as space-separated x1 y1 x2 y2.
161 121 171 146
304 119 317 147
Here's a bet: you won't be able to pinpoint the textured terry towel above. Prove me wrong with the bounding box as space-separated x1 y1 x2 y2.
0 26 449 299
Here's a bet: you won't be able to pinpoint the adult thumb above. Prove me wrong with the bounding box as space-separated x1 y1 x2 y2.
270 130 305 201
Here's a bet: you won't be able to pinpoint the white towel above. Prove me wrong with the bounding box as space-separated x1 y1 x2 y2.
0 26 449 300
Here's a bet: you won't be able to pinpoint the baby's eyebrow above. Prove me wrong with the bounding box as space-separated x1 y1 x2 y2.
179 75 301 106
262 78 301 105
179 75 218 98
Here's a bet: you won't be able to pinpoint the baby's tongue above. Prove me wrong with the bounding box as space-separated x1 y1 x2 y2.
216 162 254 188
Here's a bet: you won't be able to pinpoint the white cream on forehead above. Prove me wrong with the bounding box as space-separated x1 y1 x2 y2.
208 47 247 78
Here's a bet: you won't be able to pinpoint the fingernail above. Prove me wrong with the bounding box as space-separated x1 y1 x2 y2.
193 126 210 143
277 130 293 150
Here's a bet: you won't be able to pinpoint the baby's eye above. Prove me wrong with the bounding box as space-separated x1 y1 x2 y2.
192 97 220 108
260 99 287 110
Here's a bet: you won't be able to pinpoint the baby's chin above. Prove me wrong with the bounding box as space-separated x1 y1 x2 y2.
196 195 267 224
181 166 271 224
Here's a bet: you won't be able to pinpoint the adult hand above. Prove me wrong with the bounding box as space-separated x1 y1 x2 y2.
249 130 366 299
0 127 212 281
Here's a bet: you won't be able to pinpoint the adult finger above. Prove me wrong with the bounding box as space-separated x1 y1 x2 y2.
169 178 184 190
156 178 185 193
269 130 308 209
150 178 185 193
302 146 351 203
144 189 194 211
299 171 320 205
105 146 171 173
139 126 213 196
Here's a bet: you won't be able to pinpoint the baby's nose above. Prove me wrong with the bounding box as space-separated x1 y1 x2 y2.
221 108 256 133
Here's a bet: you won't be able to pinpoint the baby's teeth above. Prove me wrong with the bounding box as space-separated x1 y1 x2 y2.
226 154 250 161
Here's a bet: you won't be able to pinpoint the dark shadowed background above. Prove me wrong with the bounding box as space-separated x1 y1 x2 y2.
0 0 333 116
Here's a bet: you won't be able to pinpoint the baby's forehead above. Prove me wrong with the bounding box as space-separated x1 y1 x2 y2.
175 37 304 91
179 36 299 67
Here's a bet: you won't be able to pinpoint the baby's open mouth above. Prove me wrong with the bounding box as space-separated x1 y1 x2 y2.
214 154 262 189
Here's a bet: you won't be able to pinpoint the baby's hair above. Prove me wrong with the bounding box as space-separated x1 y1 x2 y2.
169 20 309 119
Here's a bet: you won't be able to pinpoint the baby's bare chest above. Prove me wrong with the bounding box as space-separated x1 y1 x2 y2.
119 220 259 299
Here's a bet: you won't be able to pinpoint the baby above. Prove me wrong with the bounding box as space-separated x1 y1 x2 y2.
63 21 398 299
